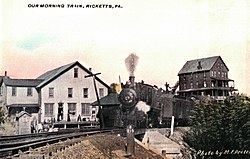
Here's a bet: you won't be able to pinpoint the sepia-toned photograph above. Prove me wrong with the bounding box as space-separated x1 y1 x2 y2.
0 0 250 158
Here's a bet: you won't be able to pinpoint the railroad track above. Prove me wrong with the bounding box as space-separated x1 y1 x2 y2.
0 128 96 144
0 129 115 158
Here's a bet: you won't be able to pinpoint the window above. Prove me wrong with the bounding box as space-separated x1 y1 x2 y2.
225 82 228 87
81 103 91 115
83 88 88 98
195 74 198 79
184 84 186 89
45 103 54 116
99 88 104 98
27 87 32 96
214 71 217 77
68 88 73 98
183 75 186 81
211 71 214 77
190 82 193 89
12 87 16 96
49 87 54 98
204 81 207 87
68 103 76 115
222 72 224 78
196 82 199 87
74 68 78 78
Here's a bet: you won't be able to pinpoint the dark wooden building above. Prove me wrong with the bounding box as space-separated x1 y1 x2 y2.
91 92 122 127
177 56 237 101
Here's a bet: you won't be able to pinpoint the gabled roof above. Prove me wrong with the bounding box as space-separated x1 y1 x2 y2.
16 111 31 118
37 61 110 89
178 56 229 75
2 78 44 87
91 92 121 106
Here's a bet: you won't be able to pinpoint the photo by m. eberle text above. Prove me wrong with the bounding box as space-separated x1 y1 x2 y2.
196 149 250 157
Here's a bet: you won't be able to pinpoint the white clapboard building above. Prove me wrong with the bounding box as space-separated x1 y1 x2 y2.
0 61 110 124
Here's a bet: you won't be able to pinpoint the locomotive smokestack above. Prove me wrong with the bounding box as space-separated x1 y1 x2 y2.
129 75 135 86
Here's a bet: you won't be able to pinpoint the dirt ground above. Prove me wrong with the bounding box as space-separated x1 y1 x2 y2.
51 133 164 159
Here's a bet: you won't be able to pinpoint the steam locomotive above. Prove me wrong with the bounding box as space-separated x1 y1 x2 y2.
117 75 194 128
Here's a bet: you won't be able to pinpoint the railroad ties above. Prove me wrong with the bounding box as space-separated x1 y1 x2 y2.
0 129 112 158
13 137 85 158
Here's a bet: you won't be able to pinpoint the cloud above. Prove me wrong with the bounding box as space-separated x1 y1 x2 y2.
17 33 55 50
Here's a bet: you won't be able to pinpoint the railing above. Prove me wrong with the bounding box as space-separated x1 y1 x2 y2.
209 96 227 101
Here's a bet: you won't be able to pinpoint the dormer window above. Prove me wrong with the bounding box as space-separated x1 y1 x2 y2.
197 61 202 69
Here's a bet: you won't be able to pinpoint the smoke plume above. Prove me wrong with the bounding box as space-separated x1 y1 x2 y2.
136 101 150 114
125 53 139 76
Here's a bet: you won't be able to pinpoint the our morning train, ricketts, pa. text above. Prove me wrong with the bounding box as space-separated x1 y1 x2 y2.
28 3 123 9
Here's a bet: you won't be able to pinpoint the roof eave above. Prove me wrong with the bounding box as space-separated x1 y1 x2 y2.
37 61 110 89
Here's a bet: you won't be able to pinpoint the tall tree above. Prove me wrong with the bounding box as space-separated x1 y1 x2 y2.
184 95 250 159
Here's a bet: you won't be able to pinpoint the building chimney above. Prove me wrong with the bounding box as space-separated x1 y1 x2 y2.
4 71 7 76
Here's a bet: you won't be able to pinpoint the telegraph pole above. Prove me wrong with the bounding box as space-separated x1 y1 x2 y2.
85 72 105 128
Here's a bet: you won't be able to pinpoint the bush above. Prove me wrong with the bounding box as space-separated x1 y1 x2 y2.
184 95 250 159
0 106 7 124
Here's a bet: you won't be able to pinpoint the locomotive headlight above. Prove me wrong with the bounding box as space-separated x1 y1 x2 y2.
119 88 138 109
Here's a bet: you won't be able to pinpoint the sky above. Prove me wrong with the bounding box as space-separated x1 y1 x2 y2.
1 0 250 95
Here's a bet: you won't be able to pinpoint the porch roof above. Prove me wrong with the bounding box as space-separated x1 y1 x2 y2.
7 104 40 108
